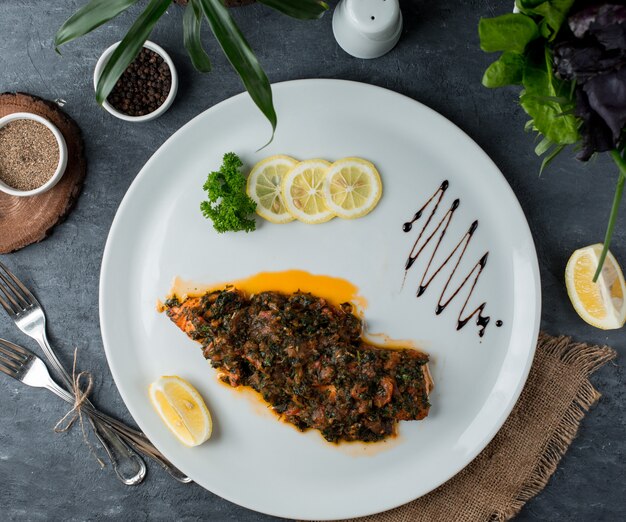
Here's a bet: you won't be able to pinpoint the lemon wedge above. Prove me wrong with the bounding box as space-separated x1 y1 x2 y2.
565 244 626 330
282 159 335 224
247 155 298 224
149 376 212 447
323 158 382 219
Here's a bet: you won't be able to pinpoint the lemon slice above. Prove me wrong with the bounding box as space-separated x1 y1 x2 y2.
323 158 382 219
247 155 298 224
282 159 334 224
565 244 626 330
149 376 212 447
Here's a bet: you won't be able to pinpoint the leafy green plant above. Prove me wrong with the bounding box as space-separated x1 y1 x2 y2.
479 1 626 280
55 0 328 140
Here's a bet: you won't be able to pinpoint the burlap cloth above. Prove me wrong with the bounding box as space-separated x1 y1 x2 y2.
328 332 617 522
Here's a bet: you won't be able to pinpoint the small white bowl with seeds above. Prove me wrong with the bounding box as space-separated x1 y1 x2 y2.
0 112 68 197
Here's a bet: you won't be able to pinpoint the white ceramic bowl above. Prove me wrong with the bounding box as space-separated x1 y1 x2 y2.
93 40 178 122
0 112 68 197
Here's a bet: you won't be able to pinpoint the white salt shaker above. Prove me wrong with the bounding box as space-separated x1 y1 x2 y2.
332 0 403 59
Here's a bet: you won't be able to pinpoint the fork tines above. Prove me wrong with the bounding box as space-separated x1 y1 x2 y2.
0 261 36 316
0 338 29 375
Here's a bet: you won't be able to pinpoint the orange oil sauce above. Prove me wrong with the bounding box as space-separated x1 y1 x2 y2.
165 269 368 315
164 270 423 352
161 268 430 364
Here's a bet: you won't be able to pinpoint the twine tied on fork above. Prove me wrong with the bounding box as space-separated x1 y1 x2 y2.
53 348 105 468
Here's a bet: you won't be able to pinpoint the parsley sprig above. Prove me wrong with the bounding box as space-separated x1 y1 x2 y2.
200 152 257 233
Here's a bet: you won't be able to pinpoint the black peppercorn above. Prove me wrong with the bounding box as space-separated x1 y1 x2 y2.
107 47 172 117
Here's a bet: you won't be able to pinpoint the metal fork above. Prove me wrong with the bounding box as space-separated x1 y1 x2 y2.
0 261 148 485
0 337 191 483
0 262 190 483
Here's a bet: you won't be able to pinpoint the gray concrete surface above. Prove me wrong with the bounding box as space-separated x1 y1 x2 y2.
0 1 623 520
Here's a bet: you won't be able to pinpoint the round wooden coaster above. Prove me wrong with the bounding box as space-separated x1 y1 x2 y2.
0 92 86 254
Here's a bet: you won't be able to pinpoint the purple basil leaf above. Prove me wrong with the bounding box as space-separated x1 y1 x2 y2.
569 4 626 49
569 5 597 38
575 88 615 160
590 4 626 50
553 41 625 81
583 67 626 142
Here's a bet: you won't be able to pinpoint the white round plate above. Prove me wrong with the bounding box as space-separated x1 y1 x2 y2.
100 79 540 520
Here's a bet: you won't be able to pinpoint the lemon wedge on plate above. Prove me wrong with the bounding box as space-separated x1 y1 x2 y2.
282 159 334 224
565 244 626 330
247 155 298 224
323 158 382 219
149 376 212 447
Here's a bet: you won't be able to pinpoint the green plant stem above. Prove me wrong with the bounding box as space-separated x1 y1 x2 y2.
593 150 626 282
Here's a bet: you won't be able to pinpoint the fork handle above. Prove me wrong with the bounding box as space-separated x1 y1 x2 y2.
95 416 192 484
32 332 147 486
45 379 190 483
89 417 147 485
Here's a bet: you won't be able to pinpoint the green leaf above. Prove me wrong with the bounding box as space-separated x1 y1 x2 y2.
534 136 553 156
482 51 525 88
55 0 139 49
95 0 171 105
516 0 575 40
527 94 571 104
184 0 211 72
257 0 328 20
539 143 564 173
520 49 579 146
197 0 276 141
479 13 539 53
